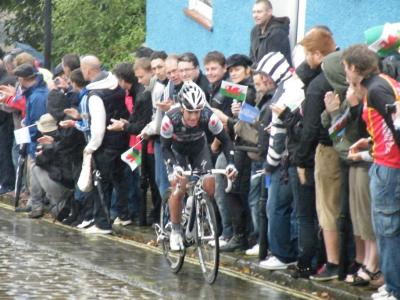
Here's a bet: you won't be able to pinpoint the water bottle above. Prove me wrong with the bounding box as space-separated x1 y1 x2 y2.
185 196 194 240
185 196 193 216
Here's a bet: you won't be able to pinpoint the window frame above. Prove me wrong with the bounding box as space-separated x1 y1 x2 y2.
184 0 213 31
188 0 212 21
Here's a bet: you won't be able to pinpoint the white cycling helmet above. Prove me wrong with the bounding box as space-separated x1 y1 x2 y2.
178 81 206 111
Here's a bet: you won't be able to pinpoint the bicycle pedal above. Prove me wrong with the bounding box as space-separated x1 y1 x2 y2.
154 224 167 242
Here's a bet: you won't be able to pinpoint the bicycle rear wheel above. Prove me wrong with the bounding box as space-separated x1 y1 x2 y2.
159 195 185 273
195 195 219 284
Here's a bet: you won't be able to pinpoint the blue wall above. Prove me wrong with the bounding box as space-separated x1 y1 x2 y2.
146 0 400 64
146 0 254 65
305 0 400 48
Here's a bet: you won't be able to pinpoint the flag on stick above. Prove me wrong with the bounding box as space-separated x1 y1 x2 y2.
121 147 142 171
220 80 248 102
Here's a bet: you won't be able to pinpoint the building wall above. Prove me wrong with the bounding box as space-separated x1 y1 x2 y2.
305 0 400 48
146 0 400 65
146 0 254 64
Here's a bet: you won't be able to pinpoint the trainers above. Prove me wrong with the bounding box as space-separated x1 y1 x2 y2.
208 236 229 248
259 256 297 270
372 291 398 300
220 234 248 252
310 262 339 281
77 219 94 229
83 225 112 235
113 217 132 226
28 208 43 219
245 244 260 256
170 230 184 251
371 285 389 299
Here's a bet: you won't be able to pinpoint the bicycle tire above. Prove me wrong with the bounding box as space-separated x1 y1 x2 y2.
195 195 220 284
159 195 185 273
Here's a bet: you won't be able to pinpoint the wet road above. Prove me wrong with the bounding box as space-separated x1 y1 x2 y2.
0 206 304 299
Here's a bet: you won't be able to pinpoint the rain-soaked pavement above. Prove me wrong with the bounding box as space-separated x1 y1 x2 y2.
0 206 304 299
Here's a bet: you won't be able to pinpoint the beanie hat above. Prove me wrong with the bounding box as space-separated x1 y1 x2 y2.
255 52 291 86
226 54 252 69
13 63 37 79
46 89 71 121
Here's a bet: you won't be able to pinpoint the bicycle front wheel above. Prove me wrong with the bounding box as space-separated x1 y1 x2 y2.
195 195 219 284
159 194 185 273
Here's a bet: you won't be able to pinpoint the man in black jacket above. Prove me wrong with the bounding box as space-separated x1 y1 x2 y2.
294 28 341 281
178 52 210 101
249 0 292 66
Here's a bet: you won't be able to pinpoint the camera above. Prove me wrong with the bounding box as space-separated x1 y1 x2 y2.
385 103 397 114
54 77 61 85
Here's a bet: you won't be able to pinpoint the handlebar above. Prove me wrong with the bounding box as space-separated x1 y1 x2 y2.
181 169 232 193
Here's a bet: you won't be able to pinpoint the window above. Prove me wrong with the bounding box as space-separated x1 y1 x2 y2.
184 0 213 31
189 0 212 21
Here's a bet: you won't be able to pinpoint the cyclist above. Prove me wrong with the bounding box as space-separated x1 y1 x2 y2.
160 81 237 251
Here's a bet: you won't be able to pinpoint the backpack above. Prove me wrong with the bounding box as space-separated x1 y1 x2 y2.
234 99 271 160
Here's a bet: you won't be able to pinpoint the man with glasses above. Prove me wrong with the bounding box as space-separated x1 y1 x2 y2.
177 52 210 102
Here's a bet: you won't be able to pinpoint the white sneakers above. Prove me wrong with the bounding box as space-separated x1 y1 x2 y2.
245 244 259 256
84 225 112 235
77 219 94 229
371 285 398 300
170 230 184 251
259 256 296 270
208 236 229 248
113 217 132 226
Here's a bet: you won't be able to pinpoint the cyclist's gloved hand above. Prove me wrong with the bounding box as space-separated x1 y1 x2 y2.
225 164 238 179
169 165 184 182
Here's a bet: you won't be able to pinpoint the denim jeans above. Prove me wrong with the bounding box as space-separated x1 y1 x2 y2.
369 163 400 299
0 116 15 190
248 160 265 236
154 140 170 198
214 153 232 239
295 167 319 268
111 166 141 221
267 166 297 263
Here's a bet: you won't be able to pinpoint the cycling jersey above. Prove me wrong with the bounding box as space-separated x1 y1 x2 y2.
160 106 234 173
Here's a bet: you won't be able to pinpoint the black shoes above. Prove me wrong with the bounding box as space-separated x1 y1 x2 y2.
290 265 316 279
0 186 13 195
220 234 248 252
15 206 32 213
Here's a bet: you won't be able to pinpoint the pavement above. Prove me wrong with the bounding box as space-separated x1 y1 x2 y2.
0 194 376 300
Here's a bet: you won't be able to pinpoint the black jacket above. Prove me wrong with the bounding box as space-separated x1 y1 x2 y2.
123 87 153 135
92 86 129 150
293 71 333 168
35 126 86 189
195 71 211 102
381 53 400 81
226 76 257 143
209 73 233 117
279 62 320 166
250 16 292 66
